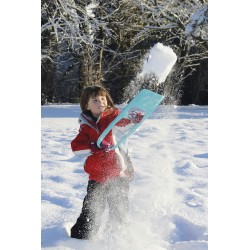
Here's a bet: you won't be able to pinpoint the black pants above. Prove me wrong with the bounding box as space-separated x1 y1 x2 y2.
70 177 129 239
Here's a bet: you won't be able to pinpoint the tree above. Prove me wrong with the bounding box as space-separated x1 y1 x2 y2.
127 0 208 104
41 0 208 105
41 0 146 103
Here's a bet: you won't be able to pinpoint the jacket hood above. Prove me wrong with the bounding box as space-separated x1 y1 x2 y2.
78 113 98 132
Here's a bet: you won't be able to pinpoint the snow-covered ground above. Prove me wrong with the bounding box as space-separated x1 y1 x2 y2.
41 104 208 250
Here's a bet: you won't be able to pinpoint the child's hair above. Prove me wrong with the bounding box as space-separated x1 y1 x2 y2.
80 85 115 113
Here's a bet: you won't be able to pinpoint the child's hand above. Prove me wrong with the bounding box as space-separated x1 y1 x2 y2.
100 140 111 151
90 140 111 153
128 111 144 124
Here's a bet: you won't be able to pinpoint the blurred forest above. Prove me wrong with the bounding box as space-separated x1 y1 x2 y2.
41 0 208 105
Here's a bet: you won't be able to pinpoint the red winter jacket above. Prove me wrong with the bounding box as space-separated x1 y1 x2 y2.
71 108 132 183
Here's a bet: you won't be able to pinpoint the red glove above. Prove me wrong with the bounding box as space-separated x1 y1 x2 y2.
100 140 111 151
90 140 111 153
128 111 144 124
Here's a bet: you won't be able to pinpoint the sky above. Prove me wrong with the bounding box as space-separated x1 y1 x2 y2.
2 2 250 249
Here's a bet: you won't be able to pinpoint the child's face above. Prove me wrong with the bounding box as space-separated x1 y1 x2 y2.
87 95 108 118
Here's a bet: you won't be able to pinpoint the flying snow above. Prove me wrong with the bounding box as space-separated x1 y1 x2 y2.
139 43 177 84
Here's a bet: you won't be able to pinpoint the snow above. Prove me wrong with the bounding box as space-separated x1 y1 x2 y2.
86 3 97 18
185 5 208 38
139 43 177 84
40 42 207 249
3 2 250 250
41 104 208 250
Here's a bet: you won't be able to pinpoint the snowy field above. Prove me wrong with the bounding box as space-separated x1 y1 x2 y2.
41 104 208 250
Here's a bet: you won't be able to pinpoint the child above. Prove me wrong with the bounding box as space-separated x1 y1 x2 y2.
70 85 143 240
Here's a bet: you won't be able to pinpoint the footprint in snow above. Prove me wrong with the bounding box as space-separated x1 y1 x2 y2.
193 153 208 159
175 162 197 176
170 215 208 243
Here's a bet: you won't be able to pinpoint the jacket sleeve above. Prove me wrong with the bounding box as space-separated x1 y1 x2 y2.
116 118 132 127
112 108 132 127
71 125 91 156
